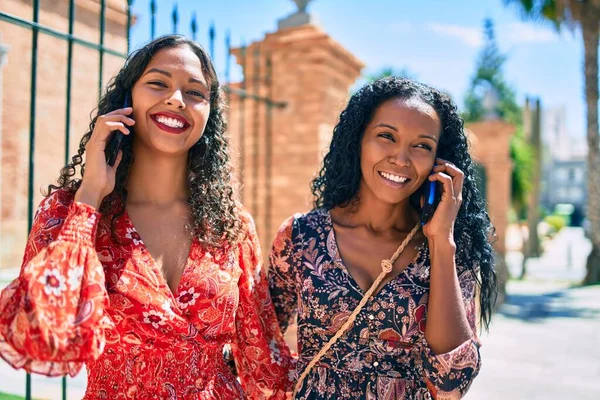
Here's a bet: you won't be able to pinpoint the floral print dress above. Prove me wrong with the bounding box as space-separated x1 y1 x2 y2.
0 189 294 399
269 209 481 400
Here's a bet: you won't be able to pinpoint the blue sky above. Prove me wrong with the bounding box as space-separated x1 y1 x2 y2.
130 0 583 137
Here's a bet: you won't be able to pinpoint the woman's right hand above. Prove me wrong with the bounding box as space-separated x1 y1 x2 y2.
74 107 135 209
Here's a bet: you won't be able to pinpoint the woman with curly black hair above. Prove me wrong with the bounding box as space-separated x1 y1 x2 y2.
269 77 496 399
0 35 294 399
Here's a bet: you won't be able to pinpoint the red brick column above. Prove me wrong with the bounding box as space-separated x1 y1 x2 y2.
228 24 364 250
466 120 515 257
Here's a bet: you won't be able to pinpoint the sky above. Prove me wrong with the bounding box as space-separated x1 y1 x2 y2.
129 0 584 138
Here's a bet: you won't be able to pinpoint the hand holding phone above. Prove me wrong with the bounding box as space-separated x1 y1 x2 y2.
74 95 134 209
105 94 132 166
421 159 465 235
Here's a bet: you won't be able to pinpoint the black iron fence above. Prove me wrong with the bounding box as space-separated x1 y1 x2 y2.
0 0 283 398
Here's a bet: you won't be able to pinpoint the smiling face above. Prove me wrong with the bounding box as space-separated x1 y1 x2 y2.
130 44 211 156
358 96 442 206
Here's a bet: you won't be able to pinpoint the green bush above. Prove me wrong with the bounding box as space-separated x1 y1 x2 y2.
544 214 567 234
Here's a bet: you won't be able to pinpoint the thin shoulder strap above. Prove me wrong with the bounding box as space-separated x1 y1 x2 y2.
292 223 421 397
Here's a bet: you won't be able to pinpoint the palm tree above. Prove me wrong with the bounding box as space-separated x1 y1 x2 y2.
504 0 600 284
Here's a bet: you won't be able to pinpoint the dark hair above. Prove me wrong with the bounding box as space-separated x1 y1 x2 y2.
311 76 497 329
47 34 241 248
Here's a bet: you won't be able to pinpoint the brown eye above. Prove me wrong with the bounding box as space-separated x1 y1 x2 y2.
148 81 167 88
187 90 206 99
378 133 395 142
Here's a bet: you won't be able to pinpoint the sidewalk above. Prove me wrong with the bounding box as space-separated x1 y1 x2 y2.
465 227 600 399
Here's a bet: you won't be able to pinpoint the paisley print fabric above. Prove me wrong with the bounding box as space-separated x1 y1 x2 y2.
0 189 294 399
268 209 481 400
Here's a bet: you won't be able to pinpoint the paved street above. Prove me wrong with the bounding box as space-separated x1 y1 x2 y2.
466 227 600 399
1 227 598 399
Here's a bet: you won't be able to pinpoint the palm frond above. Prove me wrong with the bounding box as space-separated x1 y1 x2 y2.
503 0 563 29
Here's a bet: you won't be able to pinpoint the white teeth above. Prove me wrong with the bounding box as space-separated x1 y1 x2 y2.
380 172 408 183
156 116 185 128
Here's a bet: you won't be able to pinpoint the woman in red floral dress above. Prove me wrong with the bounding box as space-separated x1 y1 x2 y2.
0 35 294 399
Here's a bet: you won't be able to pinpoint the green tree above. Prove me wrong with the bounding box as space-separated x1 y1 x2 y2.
463 19 522 126
367 67 416 82
511 127 535 216
463 18 534 217
504 0 600 284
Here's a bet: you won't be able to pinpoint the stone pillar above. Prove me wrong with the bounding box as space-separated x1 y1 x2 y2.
466 120 515 257
228 23 364 249
466 120 514 306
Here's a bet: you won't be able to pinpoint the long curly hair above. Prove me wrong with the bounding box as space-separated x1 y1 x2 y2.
47 35 242 248
311 77 497 329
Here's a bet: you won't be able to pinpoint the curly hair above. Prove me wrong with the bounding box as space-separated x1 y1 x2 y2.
311 77 497 329
47 35 242 248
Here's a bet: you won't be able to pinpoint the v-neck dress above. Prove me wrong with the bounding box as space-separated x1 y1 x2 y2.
0 189 294 399
268 209 481 400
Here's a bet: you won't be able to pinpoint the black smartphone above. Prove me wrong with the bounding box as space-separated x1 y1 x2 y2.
420 178 438 226
104 94 131 166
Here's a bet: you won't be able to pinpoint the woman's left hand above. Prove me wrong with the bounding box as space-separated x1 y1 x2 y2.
422 158 464 241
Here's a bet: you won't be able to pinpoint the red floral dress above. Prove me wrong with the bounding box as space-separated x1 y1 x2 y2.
0 189 294 399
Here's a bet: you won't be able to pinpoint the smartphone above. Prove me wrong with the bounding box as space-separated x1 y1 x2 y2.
420 177 438 226
104 93 131 166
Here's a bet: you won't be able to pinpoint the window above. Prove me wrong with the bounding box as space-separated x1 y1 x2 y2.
557 187 568 200
555 168 568 182
568 187 583 202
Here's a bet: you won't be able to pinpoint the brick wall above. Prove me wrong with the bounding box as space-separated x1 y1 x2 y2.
0 0 128 269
